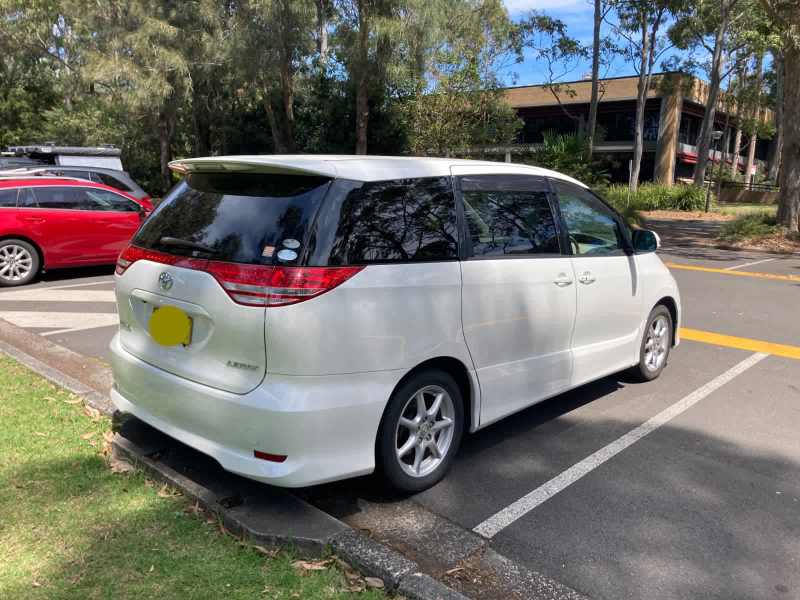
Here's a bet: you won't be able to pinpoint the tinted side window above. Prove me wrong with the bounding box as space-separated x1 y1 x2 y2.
310 177 457 265
460 180 560 257
0 189 17 207
33 187 84 210
18 189 39 208
81 188 139 212
554 181 626 256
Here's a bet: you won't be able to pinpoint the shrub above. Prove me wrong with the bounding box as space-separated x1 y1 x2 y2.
518 131 609 186
719 212 779 241
599 183 706 212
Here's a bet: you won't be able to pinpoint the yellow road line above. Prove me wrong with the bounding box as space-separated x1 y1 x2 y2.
680 327 800 360
665 262 800 283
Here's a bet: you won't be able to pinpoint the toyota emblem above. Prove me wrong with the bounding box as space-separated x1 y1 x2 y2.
158 272 174 291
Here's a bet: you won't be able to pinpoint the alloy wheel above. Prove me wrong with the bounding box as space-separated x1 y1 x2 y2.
395 385 456 478
0 244 34 283
644 314 669 371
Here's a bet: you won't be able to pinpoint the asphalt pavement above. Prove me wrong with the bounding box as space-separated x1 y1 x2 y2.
1 238 798 599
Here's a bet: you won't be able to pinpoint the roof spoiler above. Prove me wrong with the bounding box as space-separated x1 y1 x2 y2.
168 156 337 178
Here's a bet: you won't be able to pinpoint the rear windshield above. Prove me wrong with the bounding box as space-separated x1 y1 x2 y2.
133 173 331 265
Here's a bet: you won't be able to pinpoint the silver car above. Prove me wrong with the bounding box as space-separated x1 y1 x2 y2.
110 156 680 492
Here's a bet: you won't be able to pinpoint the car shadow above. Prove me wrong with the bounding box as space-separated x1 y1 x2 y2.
38 264 115 283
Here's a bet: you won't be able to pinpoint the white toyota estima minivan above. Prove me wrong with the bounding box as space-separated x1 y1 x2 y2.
111 155 680 492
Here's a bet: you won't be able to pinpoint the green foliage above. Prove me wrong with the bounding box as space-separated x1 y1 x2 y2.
518 131 609 185
719 211 779 240
1 0 526 193
601 182 707 211
403 89 521 156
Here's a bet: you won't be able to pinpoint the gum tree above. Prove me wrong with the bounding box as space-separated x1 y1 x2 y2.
759 0 799 231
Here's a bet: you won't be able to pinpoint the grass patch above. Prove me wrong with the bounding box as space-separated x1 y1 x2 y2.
0 357 386 599
718 212 779 242
718 203 778 217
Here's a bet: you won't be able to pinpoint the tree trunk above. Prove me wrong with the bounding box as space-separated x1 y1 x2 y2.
315 0 329 62
692 4 729 187
767 49 784 184
777 42 799 232
730 126 742 178
354 0 370 155
586 0 602 159
744 132 757 187
744 53 764 187
192 85 211 157
279 60 296 153
630 17 653 193
264 97 288 154
158 107 175 194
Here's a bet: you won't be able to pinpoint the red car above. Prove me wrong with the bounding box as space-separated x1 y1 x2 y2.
0 177 154 286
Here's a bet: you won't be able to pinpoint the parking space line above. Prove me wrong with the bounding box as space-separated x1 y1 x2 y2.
46 279 115 290
0 311 118 333
664 262 800 283
723 258 774 271
680 327 800 360
0 289 116 303
472 352 769 539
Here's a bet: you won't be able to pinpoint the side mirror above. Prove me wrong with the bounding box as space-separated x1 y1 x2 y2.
632 229 660 253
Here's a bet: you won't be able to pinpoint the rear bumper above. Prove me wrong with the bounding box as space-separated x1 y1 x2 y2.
110 334 401 487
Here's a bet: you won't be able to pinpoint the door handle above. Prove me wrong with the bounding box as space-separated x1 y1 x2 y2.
21 217 45 223
553 273 573 287
578 271 596 284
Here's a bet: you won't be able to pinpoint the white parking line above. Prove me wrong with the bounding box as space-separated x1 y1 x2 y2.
0 311 119 334
0 289 116 303
723 258 774 271
46 279 115 290
472 352 769 539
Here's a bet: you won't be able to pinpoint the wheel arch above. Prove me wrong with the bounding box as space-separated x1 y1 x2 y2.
376 356 477 458
0 235 45 270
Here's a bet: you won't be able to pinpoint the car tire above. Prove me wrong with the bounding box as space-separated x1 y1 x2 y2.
632 305 673 382
0 239 39 287
377 369 464 493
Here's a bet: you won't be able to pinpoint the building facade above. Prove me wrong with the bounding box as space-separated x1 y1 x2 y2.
499 73 774 185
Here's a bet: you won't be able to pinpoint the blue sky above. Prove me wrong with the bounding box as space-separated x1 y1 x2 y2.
500 0 687 87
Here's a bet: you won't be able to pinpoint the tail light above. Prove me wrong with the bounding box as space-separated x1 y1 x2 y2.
205 261 363 307
115 244 363 306
115 245 204 275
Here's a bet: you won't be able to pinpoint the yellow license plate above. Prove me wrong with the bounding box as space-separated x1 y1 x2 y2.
149 305 192 347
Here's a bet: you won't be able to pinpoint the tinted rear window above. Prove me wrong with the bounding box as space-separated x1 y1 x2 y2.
133 173 331 265
307 177 458 265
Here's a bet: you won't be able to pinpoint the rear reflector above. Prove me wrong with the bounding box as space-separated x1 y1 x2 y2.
254 450 287 463
116 244 363 307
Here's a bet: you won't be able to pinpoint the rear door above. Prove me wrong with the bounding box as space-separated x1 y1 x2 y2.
78 187 143 261
453 168 576 427
115 172 331 394
550 179 642 385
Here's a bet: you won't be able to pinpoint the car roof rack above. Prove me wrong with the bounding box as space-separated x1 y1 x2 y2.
6 144 122 157
0 175 97 183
